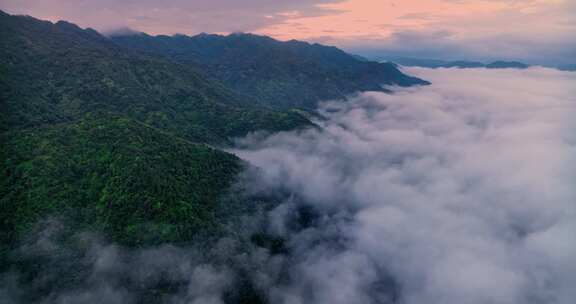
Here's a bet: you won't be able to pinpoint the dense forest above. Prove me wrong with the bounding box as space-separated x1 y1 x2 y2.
0 9 427 271
0 10 313 251
111 32 429 109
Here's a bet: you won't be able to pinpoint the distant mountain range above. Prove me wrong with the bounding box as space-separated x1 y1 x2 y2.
0 9 428 258
375 56 576 71
557 64 576 71
384 57 531 69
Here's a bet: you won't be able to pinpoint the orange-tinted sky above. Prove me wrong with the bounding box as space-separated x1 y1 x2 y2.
259 0 510 41
1 0 575 64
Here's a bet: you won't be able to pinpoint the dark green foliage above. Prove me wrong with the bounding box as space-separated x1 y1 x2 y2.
1 114 243 246
111 32 429 109
0 11 430 302
0 10 425 249
0 11 312 248
0 11 311 144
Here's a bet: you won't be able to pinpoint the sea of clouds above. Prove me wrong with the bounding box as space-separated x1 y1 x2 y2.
2 67 574 304
231 67 576 304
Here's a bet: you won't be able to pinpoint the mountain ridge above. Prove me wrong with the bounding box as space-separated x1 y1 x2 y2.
0 10 429 304
110 31 429 109
0 11 311 249
0 10 428 249
377 57 532 69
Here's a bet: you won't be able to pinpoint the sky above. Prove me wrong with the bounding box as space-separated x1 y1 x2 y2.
1 0 575 64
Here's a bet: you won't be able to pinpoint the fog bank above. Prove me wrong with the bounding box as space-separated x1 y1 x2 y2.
232 67 576 304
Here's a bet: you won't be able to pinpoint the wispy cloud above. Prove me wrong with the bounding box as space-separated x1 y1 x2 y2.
0 0 344 34
259 0 576 64
1 0 574 63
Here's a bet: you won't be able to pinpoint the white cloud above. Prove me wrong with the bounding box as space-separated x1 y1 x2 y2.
232 67 576 303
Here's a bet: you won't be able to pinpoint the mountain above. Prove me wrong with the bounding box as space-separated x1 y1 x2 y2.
0 11 430 304
0 11 313 249
0 12 310 144
1 114 244 246
485 61 529 69
110 32 429 109
0 10 428 252
442 60 486 68
557 64 576 71
383 57 531 69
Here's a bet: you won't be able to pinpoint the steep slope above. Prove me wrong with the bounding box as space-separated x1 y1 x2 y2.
0 11 310 248
0 115 243 247
111 32 429 109
0 11 311 144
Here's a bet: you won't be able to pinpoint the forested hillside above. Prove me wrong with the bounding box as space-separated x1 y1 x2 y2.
0 11 310 143
111 32 429 109
0 10 427 252
1 115 243 246
0 11 310 250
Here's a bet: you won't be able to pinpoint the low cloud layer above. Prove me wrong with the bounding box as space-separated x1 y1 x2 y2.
2 67 574 303
232 67 576 303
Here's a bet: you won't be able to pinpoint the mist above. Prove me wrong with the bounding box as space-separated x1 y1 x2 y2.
2 67 575 303
231 67 576 304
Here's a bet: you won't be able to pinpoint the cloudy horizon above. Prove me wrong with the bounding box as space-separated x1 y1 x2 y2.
1 0 574 65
